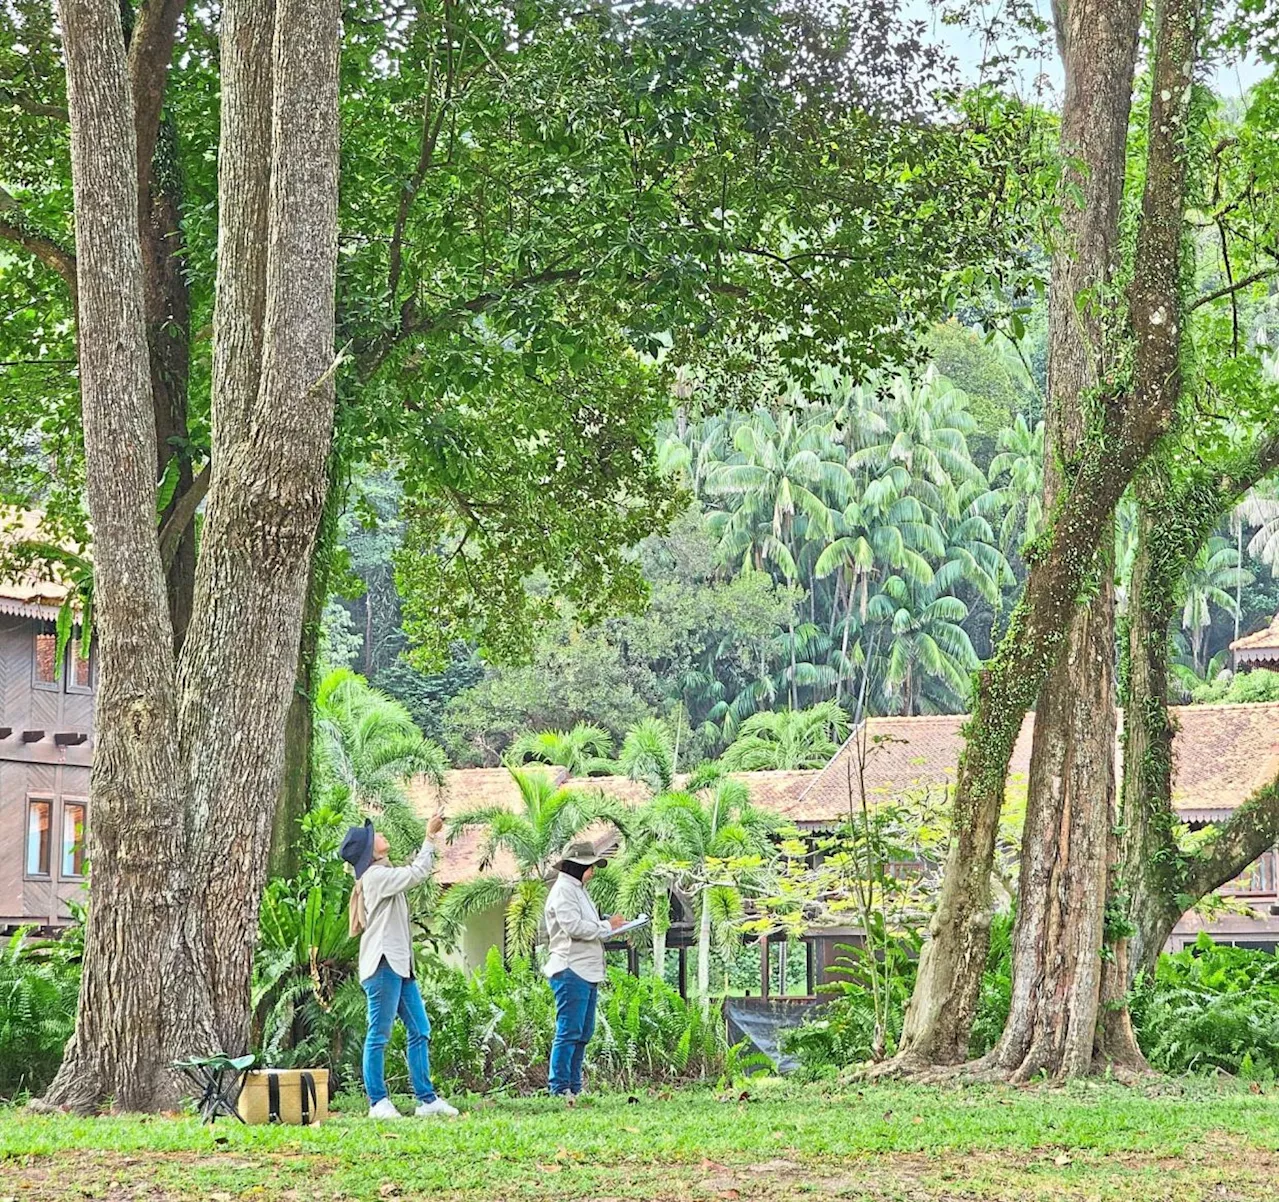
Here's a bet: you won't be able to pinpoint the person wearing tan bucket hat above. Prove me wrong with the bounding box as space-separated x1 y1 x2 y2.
542 841 626 1102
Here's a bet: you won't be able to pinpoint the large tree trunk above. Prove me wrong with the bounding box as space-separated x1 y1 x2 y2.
270 458 347 879
177 0 341 1054
977 0 1143 1083
884 0 1183 1074
42 0 212 1113
45 0 342 1107
1096 434 1279 1068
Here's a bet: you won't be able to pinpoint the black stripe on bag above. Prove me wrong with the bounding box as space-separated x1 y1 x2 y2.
267 1072 282 1124
300 1072 316 1126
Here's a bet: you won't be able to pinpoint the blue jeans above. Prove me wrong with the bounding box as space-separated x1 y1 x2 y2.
362 959 437 1105
549 968 598 1095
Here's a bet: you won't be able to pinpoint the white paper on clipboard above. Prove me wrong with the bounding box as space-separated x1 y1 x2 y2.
611 913 651 936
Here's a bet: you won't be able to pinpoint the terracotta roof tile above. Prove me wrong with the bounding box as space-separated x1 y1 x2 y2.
0 508 77 614
409 703 1278 882
1229 615 1279 652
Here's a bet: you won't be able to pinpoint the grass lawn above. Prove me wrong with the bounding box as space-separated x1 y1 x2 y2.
1 1077 1275 1202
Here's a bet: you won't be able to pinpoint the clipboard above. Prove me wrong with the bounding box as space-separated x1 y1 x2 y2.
611 913 650 936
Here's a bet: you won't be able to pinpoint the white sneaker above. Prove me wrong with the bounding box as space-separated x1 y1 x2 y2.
415 1097 459 1118
369 1098 403 1120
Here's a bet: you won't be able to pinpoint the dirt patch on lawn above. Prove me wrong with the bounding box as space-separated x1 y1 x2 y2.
1 1143 1275 1202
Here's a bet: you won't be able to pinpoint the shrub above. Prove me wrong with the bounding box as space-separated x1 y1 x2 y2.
781 908 1016 1075
1190 669 1279 705
0 926 81 1099
418 949 559 1094
417 951 728 1095
1130 935 1278 1078
591 969 725 1087
781 930 921 1075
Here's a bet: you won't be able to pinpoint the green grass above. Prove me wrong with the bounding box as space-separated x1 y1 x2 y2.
1 1077 1276 1201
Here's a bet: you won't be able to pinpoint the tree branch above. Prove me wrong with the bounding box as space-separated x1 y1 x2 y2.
0 85 68 121
356 266 748 379
127 0 187 206
1189 266 1274 312
0 186 78 302
158 464 210 569
1182 778 1279 903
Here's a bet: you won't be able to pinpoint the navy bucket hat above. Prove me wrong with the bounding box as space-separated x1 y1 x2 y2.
340 818 376 880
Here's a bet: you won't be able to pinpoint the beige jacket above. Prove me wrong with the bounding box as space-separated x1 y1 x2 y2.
357 838 436 982
542 871 612 984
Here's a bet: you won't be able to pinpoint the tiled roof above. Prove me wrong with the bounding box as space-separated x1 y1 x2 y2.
407 703 1278 883
0 508 76 616
784 713 1033 826
406 766 819 884
1166 703 1279 811
1230 615 1279 653
781 704 1278 825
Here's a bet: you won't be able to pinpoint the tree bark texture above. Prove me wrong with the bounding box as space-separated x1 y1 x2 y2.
209 0 275 463
45 0 342 1107
177 0 342 1054
886 0 1192 1073
979 0 1143 1082
270 458 347 880
1095 433 1279 1067
43 0 212 1113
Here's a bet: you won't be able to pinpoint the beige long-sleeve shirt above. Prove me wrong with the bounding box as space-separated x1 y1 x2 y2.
357 838 436 982
542 871 613 984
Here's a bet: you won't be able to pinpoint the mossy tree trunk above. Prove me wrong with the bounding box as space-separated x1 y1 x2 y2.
885 0 1191 1074
975 0 1144 1083
1095 436 1279 1068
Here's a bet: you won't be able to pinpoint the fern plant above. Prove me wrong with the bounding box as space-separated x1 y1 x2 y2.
0 927 80 1099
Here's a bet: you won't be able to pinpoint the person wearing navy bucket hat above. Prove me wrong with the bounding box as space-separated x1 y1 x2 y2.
339 808 458 1120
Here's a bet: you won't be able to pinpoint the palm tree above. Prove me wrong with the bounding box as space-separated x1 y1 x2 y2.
987 414 1045 554
845 372 987 514
1180 535 1254 675
618 717 676 793
436 767 632 959
866 572 980 715
1235 486 1279 576
720 702 851 771
313 668 447 853
814 466 937 701
617 777 779 1011
507 723 614 777
703 408 844 580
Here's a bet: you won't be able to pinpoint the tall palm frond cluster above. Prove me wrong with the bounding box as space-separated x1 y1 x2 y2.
664 372 1035 719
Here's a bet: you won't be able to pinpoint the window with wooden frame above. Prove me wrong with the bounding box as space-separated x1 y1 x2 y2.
66 636 94 694
32 623 59 691
25 798 52 877
61 800 88 878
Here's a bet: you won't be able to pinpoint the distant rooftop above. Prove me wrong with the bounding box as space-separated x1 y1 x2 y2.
1230 615 1279 657
408 703 1279 883
0 508 78 620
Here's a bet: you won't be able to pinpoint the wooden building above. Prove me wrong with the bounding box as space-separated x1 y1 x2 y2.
1230 615 1279 674
414 702 1280 983
0 515 93 931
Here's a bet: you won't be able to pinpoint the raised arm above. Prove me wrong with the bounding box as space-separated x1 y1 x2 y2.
363 837 436 906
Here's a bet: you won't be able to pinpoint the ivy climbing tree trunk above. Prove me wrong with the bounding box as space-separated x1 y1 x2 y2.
881 0 1182 1075
974 0 1142 1083
1095 433 1279 1068
43 0 342 1109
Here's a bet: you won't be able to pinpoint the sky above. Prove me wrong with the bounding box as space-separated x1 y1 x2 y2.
903 0 1272 107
